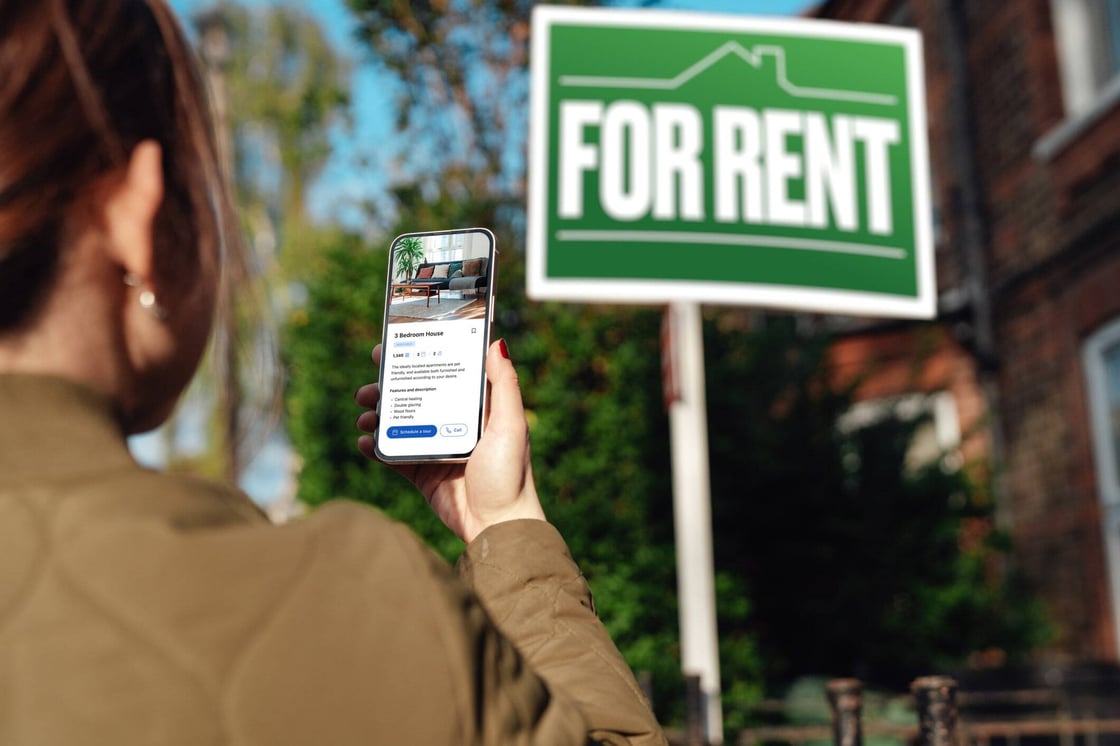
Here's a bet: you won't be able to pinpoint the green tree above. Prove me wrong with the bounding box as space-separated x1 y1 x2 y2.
166 2 351 485
219 2 350 280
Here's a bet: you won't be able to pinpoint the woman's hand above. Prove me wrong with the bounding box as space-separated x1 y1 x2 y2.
355 340 546 544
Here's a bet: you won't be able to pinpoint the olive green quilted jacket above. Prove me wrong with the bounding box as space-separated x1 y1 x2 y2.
0 375 666 745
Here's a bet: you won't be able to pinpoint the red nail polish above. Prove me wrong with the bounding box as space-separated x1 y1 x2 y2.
499 338 510 359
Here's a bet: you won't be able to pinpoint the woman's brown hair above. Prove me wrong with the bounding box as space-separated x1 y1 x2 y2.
0 0 241 330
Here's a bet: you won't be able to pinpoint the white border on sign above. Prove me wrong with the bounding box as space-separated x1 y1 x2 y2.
527 5 936 320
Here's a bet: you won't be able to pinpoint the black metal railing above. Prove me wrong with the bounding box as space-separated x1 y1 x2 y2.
666 675 1120 746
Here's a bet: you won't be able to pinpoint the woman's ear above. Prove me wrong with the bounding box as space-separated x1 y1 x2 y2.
101 140 164 280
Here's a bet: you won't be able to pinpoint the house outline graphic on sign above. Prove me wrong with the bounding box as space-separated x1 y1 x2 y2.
558 41 899 107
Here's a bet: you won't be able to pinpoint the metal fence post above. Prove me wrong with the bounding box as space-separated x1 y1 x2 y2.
827 678 864 746
911 676 959 746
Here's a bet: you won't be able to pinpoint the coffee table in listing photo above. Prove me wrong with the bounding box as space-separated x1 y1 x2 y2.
391 283 441 308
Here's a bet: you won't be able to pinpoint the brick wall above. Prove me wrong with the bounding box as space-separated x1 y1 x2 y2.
818 0 1120 659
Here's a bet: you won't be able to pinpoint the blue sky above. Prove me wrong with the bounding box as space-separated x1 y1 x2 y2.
157 0 814 504
169 0 815 231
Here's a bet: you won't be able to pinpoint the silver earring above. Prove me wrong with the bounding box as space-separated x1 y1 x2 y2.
123 272 169 321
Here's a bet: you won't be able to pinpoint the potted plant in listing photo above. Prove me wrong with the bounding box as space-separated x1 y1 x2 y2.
394 235 426 282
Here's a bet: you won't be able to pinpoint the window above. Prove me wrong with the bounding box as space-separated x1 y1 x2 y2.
1098 0 1120 82
1051 0 1120 115
1083 316 1120 653
432 232 466 262
837 391 962 474
1101 340 1120 485
1085 316 1120 506
1037 0 1120 157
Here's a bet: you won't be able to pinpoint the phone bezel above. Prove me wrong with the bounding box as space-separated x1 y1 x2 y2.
373 227 497 464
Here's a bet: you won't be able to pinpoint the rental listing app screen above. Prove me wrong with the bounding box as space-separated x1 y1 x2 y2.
379 318 487 458
377 229 494 461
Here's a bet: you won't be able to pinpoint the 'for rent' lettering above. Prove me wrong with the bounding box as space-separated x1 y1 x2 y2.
558 99 901 236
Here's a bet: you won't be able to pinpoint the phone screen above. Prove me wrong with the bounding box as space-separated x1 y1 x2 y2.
374 228 496 462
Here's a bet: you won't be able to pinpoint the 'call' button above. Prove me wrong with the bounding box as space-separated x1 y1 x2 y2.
441 423 468 437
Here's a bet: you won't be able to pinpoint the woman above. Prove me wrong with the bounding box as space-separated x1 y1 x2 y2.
0 1 666 743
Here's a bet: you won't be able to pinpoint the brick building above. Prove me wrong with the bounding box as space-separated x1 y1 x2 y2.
814 0 1120 660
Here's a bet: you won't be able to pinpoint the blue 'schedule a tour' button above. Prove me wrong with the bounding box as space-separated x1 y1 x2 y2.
387 425 437 439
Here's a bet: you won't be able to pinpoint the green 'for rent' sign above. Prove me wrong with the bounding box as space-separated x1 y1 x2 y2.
526 7 936 318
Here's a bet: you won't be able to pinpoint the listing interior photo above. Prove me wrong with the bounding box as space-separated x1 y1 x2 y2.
386 231 491 324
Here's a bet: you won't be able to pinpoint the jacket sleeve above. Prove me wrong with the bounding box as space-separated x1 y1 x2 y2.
456 520 668 746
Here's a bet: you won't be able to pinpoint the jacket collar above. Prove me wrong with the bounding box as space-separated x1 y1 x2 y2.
0 374 136 483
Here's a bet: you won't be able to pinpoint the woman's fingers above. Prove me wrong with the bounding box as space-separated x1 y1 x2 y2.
352 340 543 542
356 403 379 460
355 381 379 409
357 434 376 460
483 339 527 442
356 408 378 433
355 344 384 458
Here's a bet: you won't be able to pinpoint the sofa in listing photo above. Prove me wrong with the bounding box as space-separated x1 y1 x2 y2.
408 257 489 298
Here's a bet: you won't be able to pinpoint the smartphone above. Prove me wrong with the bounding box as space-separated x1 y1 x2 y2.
374 228 497 463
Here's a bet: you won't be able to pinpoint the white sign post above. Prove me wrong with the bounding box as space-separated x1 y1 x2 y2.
666 301 723 740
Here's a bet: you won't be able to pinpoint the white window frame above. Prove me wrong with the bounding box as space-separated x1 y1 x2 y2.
1036 0 1120 158
1085 316 1120 506
1083 314 1120 655
837 391 962 472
